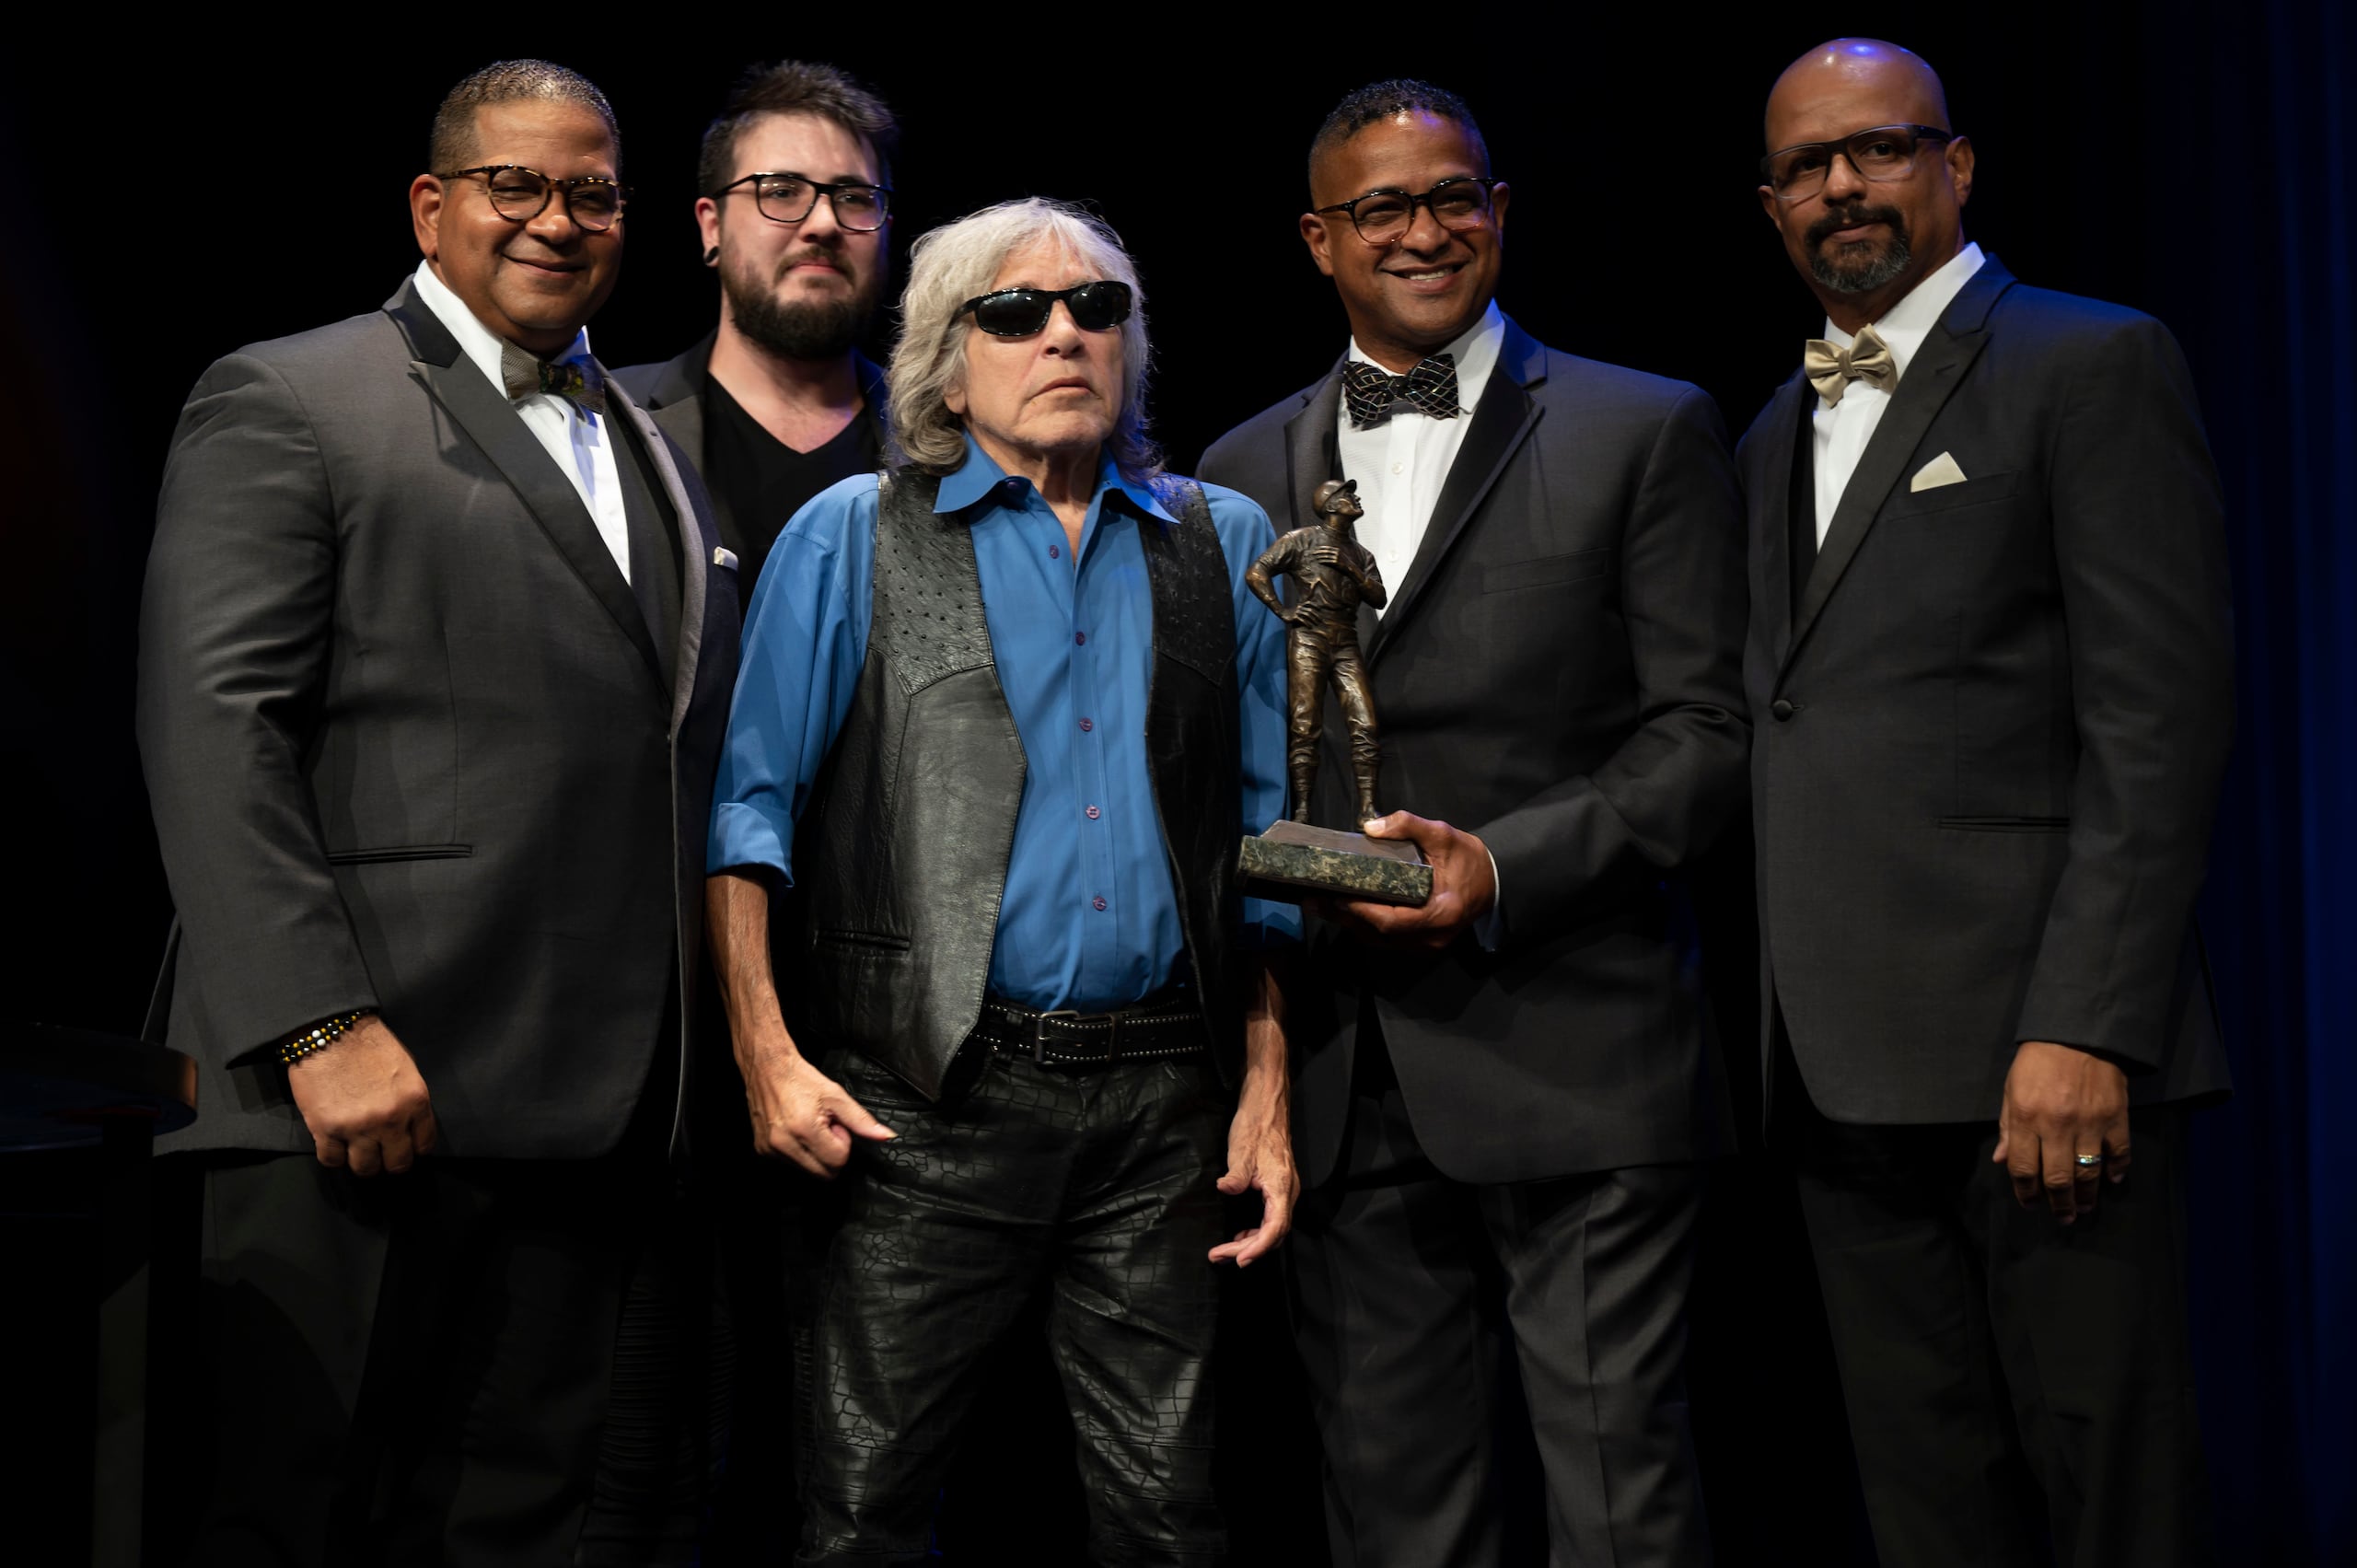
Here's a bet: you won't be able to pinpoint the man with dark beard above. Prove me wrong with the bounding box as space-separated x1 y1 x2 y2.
617 61 894 597
1740 39 2232 1565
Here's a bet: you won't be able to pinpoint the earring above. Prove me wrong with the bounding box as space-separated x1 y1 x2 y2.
703 246 720 267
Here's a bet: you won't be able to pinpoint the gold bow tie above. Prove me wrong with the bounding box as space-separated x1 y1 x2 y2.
500 342 606 415
1803 323 1896 405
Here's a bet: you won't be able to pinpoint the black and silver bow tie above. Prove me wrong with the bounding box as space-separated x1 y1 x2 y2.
500 342 606 415
1341 353 1460 429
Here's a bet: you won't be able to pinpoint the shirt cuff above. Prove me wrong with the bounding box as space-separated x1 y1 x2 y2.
1474 846 1504 951
1242 895 1304 949
707 800 793 881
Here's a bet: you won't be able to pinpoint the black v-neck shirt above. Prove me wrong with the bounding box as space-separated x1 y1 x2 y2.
701 375 880 597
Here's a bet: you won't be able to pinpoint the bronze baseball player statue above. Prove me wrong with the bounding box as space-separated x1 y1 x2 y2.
1246 478 1387 825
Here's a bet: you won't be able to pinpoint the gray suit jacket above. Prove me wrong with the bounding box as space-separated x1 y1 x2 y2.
136 278 741 1159
1202 318 1750 1186
1736 257 2234 1123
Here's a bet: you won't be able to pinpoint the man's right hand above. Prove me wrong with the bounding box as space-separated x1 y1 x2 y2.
285 1016 438 1177
739 1042 896 1178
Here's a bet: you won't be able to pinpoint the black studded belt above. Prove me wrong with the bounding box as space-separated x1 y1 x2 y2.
974 993 1207 1067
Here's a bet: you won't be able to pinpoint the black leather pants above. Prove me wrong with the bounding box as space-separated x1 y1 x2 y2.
792 1046 1229 1566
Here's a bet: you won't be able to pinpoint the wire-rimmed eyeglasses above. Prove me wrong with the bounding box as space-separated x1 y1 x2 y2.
1759 124 1958 203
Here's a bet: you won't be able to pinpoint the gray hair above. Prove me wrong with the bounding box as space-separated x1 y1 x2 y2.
431 60 619 174
888 198 1159 480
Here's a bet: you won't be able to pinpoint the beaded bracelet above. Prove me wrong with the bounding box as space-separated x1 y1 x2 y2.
280 1010 372 1066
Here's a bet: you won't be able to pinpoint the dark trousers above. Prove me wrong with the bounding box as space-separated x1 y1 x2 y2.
1785 1060 2213 1567
1285 1029 1711 1568
794 1047 1229 1567
182 1135 710 1567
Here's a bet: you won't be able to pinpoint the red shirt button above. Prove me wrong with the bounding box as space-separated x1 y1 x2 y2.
1091 896 1108 912
1074 631 1086 645
1078 717 1093 732
1086 805 1101 819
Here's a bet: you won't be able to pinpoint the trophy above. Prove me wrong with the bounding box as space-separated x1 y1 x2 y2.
1237 479 1433 907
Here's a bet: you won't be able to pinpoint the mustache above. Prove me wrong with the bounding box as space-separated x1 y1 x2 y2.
1805 203 1907 248
773 248 845 281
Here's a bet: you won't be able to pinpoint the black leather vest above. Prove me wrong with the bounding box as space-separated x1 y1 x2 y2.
792 465 1247 1099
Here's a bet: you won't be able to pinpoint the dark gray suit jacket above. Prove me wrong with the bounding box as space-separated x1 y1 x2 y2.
137 278 742 1159
1202 318 1750 1186
1736 257 2234 1123
613 331 888 565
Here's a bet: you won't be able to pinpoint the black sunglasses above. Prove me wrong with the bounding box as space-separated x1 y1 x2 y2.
958 281 1133 337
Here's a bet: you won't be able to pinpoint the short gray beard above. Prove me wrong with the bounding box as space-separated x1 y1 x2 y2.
1812 233 1913 295
722 254 878 361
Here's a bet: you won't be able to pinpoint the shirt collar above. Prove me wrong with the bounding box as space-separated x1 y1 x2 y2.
1347 299 1505 398
935 434 1177 526
411 259 594 397
1820 241 1985 379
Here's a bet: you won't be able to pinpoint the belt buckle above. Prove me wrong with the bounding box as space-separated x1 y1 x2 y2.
1030 1008 1082 1066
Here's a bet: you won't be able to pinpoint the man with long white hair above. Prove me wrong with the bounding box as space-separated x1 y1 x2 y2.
705 197 1296 1562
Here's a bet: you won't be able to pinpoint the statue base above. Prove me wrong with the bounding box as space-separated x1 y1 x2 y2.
1237 819 1433 907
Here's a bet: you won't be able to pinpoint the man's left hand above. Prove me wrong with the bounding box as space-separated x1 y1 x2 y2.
1318 811 1498 949
1211 1065 1295 1266
1994 1040 2132 1224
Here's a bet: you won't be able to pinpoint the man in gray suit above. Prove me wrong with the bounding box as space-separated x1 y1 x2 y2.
136 60 737 1565
1740 40 2231 1565
1200 79 1747 1567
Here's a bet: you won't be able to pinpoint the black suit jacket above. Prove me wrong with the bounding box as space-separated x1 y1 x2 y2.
1737 257 2234 1123
613 332 888 571
1202 318 1750 1186
137 278 742 1159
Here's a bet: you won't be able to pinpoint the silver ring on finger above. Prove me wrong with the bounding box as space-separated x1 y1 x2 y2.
2073 1153 2104 1168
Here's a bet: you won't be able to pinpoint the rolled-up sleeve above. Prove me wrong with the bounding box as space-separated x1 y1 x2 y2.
1206 485 1303 947
706 476 877 879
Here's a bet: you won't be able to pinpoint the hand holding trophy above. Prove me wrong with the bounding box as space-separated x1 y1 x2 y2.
1237 479 1434 906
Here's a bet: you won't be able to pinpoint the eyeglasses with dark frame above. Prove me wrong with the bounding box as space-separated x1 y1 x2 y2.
1759 124 1958 203
1312 177 1504 247
711 172 893 232
957 281 1133 337
437 165 627 231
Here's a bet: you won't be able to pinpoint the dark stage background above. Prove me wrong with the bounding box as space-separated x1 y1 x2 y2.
3 6 2351 1562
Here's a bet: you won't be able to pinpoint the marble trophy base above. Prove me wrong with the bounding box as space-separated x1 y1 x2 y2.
1237 819 1433 907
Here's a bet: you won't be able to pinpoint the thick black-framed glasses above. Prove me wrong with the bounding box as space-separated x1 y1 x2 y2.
958 281 1133 337
437 165 626 231
1759 124 1957 202
711 172 892 231
1313 176 1504 247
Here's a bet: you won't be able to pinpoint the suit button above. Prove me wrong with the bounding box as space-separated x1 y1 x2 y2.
1771 699 1795 721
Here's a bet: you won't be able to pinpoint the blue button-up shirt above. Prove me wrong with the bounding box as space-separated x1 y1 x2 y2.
709 436 1296 1012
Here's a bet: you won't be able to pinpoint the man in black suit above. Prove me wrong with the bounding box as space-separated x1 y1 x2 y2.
1201 80 1747 1566
615 60 894 599
1739 40 2232 1565
136 61 738 1565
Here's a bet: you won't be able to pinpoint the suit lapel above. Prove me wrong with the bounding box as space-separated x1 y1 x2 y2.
1784 258 2016 669
1364 320 1545 666
1757 372 1809 667
607 370 710 732
385 285 664 682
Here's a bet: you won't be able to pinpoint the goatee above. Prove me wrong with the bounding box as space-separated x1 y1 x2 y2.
722 253 877 361
1806 203 1912 295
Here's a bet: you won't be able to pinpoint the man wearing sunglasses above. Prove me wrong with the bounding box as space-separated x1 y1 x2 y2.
1740 40 2231 1566
618 61 897 600
136 61 737 1564
1201 79 1746 1566
706 198 1295 1562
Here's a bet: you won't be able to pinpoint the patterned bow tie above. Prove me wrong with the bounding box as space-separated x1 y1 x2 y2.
1341 353 1460 429
500 342 606 415
1802 323 1896 406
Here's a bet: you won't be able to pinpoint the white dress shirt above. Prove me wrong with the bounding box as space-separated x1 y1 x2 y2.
1333 302 1509 940
1337 302 1506 615
410 260 632 582
1811 241 1985 545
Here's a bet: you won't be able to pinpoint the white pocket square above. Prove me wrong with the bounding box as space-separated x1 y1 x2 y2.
1910 452 1968 492
713 547 739 571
